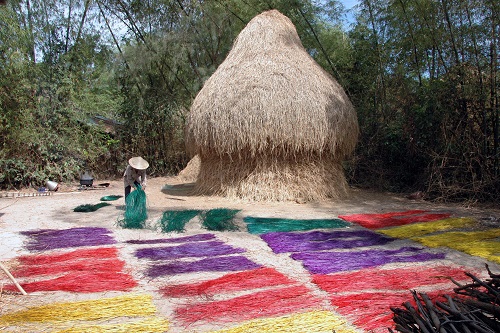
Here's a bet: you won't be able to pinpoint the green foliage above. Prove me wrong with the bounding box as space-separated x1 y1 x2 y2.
0 1 123 189
346 0 500 202
1 0 497 204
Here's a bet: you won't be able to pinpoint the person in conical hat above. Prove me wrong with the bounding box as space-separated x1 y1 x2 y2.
123 156 149 198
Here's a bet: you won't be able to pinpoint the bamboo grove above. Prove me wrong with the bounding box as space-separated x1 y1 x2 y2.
0 0 498 203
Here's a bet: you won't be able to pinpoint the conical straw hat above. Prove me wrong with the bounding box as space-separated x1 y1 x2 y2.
129 157 149 170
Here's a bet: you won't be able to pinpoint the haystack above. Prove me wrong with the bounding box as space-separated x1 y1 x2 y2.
185 10 359 201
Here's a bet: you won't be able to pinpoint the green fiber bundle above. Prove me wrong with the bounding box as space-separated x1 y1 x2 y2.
74 202 111 213
118 186 147 229
100 195 123 201
243 217 350 234
200 208 241 232
158 210 202 233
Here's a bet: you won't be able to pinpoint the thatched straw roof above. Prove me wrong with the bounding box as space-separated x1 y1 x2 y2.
186 9 358 159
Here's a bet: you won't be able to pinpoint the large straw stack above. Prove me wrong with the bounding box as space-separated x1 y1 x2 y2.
185 10 359 201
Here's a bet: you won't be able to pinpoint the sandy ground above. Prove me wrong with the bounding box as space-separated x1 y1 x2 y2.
1 176 499 332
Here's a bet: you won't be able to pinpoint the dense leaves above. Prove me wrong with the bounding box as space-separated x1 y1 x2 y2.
0 0 498 203
347 0 499 202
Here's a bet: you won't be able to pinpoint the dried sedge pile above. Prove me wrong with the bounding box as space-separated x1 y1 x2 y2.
390 265 500 333
194 153 349 201
185 10 358 202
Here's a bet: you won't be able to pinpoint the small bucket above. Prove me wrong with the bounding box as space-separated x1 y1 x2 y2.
46 180 59 191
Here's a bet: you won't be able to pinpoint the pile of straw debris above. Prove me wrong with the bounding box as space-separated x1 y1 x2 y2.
390 264 500 333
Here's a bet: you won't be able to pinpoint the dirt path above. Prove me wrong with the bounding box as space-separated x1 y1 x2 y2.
1 176 499 332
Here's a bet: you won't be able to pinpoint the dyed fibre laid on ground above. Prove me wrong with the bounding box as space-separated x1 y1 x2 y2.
175 285 323 325
21 227 116 251
53 317 170 333
338 210 451 229
12 257 125 277
5 246 136 293
0 294 160 326
311 264 474 293
210 310 358 333
160 267 295 297
147 255 261 277
329 292 410 332
378 217 477 238
329 291 446 332
413 229 500 263
100 194 123 201
135 241 246 260
16 247 119 265
261 229 394 253
73 202 111 212
199 208 241 231
118 186 147 229
5 271 137 293
243 216 350 234
126 233 215 244
291 246 445 274
157 209 202 232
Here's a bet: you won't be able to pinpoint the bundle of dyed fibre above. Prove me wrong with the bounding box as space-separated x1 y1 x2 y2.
100 195 123 201
211 310 358 333
244 216 350 234
338 210 451 229
147 255 260 277
126 233 215 244
4 246 137 293
379 217 476 239
261 229 394 253
175 285 322 324
73 202 111 212
413 228 500 263
160 267 294 297
16 247 119 265
135 241 245 260
200 208 240 231
312 264 475 294
0 294 160 326
12 257 125 277
331 292 419 332
21 227 116 251
291 246 445 274
53 317 170 333
157 209 202 233
118 185 147 229
5 271 137 293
